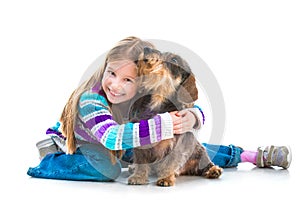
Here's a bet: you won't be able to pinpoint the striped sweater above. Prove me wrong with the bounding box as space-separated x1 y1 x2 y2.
47 89 174 151
46 89 205 151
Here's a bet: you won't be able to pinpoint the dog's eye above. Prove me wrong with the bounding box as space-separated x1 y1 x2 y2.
143 58 149 63
171 57 178 64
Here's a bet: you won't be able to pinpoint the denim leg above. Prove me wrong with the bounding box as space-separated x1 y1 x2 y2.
202 143 243 168
122 149 134 162
27 144 121 181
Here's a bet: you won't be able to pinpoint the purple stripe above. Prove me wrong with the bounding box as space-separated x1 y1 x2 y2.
200 109 205 125
92 83 101 93
139 119 150 146
75 127 98 144
46 128 65 139
94 122 117 139
153 115 161 141
85 115 112 129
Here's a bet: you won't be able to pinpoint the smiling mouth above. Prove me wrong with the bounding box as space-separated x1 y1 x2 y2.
108 88 125 97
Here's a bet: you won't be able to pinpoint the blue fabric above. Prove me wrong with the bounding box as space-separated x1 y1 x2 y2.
121 148 134 163
27 144 121 181
202 143 243 167
27 143 243 181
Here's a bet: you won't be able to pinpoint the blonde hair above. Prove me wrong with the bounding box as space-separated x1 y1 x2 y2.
60 36 155 154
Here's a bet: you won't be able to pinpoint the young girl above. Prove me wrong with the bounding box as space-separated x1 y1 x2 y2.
27 36 292 182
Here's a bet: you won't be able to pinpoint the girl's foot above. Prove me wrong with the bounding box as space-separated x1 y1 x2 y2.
256 145 292 169
36 138 62 160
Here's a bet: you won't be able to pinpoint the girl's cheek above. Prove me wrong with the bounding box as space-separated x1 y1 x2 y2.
128 83 137 91
102 76 110 87
131 86 138 97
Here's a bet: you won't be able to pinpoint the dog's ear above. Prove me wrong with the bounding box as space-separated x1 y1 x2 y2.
177 74 198 104
143 47 160 57
143 47 153 56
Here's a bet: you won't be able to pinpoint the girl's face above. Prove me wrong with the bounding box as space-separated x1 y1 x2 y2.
102 60 138 104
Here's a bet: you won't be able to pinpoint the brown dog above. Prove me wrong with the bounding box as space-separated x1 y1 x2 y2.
127 47 222 186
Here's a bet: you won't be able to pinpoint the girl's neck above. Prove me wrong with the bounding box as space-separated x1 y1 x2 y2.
110 93 142 124
111 100 132 124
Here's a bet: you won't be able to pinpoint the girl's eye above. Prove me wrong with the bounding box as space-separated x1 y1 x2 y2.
107 70 116 76
124 78 133 83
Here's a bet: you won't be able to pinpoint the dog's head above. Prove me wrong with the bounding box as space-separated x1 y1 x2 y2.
136 47 198 110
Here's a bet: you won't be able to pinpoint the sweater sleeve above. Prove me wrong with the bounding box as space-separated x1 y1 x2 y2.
76 91 174 151
187 105 205 130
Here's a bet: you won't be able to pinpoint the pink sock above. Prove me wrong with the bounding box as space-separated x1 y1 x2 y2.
240 151 258 164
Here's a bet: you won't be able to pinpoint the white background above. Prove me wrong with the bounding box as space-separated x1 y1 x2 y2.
1 1 299 222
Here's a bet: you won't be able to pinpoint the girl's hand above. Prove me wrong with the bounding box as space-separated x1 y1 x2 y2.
169 110 196 134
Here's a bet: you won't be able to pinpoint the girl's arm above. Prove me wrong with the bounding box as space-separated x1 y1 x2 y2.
76 91 174 151
171 105 205 134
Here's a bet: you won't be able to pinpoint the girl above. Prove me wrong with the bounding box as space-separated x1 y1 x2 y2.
27 36 203 181
27 36 291 182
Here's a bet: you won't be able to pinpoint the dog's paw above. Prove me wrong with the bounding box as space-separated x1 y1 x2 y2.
204 165 223 179
156 177 175 187
128 175 148 185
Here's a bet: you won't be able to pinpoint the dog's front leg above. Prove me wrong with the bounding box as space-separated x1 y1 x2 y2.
128 164 150 185
155 153 179 187
156 171 176 187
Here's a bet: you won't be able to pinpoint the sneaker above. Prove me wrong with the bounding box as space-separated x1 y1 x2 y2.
36 138 62 160
256 145 292 169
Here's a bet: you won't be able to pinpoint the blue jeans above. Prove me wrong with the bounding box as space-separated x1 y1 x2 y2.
202 143 243 168
27 144 122 181
27 143 243 181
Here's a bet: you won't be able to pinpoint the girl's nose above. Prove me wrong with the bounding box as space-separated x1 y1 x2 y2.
110 78 122 90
